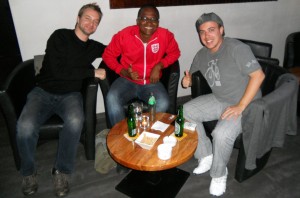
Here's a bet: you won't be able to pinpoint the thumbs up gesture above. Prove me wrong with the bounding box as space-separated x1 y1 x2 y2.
182 70 192 88
128 64 142 81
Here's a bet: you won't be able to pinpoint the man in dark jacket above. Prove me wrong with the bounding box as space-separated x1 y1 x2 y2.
16 3 106 197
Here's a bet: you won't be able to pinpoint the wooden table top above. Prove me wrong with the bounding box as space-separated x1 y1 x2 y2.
107 112 198 171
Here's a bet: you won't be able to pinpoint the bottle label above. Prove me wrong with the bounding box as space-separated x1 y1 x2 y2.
132 129 136 136
129 128 136 137
174 122 180 135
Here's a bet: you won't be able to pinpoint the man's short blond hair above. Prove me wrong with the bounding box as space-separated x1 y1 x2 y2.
78 3 102 19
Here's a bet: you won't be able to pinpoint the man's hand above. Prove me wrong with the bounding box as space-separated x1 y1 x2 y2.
95 68 106 80
182 70 192 88
121 65 142 81
150 63 163 83
128 64 141 80
221 104 246 120
221 69 265 120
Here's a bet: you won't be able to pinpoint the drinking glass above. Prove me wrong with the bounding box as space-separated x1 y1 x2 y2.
141 115 150 130
132 102 143 122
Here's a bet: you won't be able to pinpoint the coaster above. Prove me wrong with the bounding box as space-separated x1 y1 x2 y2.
171 132 187 141
123 133 139 141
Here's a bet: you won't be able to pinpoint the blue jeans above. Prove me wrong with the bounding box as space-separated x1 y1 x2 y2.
106 77 170 126
183 94 242 178
17 87 84 176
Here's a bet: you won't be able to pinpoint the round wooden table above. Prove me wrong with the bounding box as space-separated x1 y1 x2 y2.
107 112 198 171
107 112 198 197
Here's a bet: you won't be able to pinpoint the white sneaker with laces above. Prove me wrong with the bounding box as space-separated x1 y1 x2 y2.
193 154 213 175
209 168 228 196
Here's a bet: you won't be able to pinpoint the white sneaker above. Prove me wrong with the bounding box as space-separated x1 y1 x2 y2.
193 154 213 175
209 168 228 196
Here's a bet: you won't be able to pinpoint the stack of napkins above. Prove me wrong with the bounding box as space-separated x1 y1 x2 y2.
184 122 197 131
151 121 169 132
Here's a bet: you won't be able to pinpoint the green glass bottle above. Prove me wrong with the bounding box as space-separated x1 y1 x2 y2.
174 105 184 137
127 104 136 137
148 92 156 122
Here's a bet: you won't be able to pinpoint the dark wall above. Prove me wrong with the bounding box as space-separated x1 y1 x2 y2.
0 0 22 85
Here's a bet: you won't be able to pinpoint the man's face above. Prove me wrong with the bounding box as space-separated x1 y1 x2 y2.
198 21 224 53
136 8 159 39
77 8 101 36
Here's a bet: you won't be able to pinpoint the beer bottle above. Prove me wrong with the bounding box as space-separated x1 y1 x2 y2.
174 105 184 137
127 104 136 137
148 92 156 122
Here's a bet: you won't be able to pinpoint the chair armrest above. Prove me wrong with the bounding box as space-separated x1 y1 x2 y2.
98 60 119 103
2 59 35 117
81 77 99 115
160 60 180 114
98 78 110 102
81 77 99 160
191 71 212 98
98 60 120 128
241 73 298 169
0 59 36 169
98 60 119 87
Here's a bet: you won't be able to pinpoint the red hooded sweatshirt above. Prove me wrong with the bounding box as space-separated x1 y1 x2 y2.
102 25 181 85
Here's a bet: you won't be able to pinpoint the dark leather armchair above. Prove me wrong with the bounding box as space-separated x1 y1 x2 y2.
237 38 280 66
98 60 180 128
0 59 99 170
283 32 300 68
191 58 293 182
237 38 272 58
283 32 300 115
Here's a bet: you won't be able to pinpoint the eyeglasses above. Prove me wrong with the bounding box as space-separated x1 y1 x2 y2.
137 16 159 23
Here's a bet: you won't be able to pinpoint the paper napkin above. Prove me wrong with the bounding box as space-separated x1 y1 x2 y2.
151 121 169 132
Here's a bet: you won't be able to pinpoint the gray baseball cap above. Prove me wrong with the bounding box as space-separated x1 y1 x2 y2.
195 12 224 32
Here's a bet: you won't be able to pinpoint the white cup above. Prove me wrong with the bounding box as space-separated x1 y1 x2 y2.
163 136 177 147
157 144 172 160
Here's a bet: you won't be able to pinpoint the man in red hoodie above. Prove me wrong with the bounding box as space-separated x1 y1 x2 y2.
103 4 180 129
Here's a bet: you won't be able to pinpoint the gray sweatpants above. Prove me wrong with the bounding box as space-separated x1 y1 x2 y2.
183 94 242 178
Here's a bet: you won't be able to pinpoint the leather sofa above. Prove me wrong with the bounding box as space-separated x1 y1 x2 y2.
0 58 99 170
191 58 297 182
98 60 180 129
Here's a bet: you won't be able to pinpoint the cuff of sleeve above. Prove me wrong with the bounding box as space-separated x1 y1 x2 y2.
160 60 167 68
115 66 123 75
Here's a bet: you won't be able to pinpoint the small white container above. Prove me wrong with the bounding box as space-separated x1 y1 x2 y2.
163 136 177 147
135 132 160 150
157 143 172 160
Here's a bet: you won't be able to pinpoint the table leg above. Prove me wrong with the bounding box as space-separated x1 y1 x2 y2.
115 168 190 198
